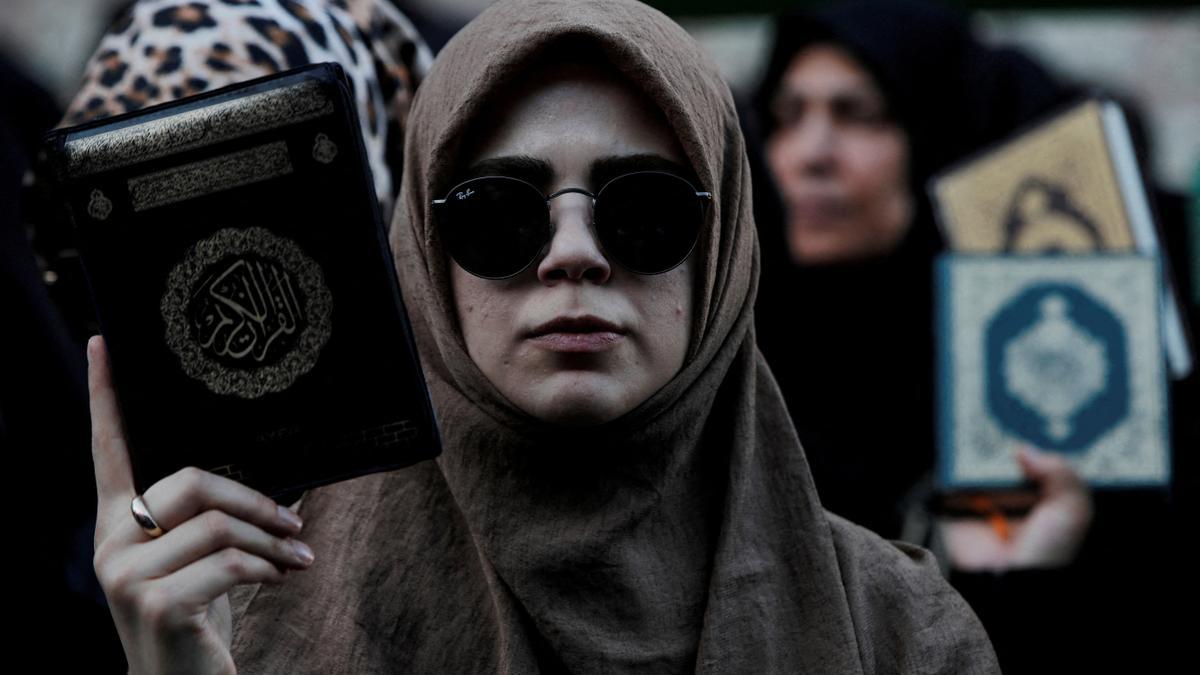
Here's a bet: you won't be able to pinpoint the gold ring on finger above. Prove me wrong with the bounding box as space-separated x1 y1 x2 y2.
131 494 165 537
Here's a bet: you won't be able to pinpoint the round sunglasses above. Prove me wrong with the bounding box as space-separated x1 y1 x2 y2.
432 170 711 279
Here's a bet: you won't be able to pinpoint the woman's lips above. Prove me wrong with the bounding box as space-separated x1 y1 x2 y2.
528 331 625 352
526 315 626 353
787 196 852 228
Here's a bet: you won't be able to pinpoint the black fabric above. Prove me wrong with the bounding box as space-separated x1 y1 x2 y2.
754 224 941 538
1 54 126 672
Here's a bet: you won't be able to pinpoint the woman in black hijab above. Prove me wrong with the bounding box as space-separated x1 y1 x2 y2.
744 2 1179 672
750 1 1198 672
751 0 1075 541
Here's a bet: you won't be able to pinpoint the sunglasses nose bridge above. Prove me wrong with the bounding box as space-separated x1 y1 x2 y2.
545 188 597 236
537 189 612 281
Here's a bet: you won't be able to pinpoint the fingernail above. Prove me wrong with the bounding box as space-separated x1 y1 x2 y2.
277 505 303 532
291 540 314 566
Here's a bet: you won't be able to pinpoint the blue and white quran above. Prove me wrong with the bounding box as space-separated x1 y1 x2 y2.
936 255 1170 489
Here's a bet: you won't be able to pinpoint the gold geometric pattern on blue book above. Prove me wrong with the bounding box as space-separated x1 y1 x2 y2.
937 254 1169 489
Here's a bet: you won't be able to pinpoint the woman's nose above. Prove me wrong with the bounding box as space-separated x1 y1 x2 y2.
779 114 837 177
536 193 612 284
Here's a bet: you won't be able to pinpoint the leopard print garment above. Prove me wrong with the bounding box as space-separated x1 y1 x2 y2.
63 0 432 213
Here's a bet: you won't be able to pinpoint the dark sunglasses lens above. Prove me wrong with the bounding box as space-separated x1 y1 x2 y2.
594 173 703 274
436 177 548 279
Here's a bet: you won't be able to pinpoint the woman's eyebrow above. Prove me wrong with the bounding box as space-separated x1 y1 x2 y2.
460 155 553 185
591 154 695 188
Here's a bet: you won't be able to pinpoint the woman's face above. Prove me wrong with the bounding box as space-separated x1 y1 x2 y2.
766 43 913 264
447 65 694 427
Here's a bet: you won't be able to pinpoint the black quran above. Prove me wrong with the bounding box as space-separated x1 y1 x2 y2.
43 64 440 501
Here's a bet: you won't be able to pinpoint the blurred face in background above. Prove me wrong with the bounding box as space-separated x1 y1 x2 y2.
766 43 914 264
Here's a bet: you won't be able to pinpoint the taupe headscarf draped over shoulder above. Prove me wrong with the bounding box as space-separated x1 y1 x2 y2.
230 1 999 672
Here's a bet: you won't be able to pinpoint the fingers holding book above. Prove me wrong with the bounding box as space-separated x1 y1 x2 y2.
87 335 312 672
121 506 313 580
89 335 308 549
128 466 305 546
938 445 1093 572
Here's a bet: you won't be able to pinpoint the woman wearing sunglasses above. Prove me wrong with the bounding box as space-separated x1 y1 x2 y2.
87 0 998 671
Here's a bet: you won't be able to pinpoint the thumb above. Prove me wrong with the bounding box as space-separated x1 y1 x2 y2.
1016 445 1085 498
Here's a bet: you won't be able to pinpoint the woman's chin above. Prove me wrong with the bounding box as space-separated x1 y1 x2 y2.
515 372 635 428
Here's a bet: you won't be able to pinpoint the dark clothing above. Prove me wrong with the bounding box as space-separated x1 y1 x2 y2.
1 54 125 671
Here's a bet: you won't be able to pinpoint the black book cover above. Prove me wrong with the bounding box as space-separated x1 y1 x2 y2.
43 63 440 501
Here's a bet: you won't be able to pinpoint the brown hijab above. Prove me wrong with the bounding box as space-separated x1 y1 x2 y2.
229 1 998 671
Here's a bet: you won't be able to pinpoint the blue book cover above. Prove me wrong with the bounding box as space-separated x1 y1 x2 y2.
936 254 1169 489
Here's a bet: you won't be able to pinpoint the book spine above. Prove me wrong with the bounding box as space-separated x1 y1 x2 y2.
1101 101 1194 379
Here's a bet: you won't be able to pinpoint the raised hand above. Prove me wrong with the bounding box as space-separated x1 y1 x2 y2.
88 336 313 674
